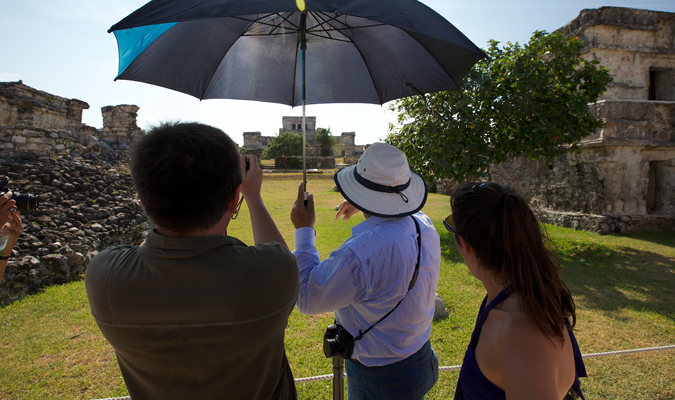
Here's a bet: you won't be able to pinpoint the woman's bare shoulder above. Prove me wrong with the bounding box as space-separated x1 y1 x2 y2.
495 300 575 400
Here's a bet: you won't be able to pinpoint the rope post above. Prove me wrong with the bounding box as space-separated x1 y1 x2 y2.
332 356 344 400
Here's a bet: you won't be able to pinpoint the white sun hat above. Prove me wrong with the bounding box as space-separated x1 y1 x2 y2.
334 142 428 218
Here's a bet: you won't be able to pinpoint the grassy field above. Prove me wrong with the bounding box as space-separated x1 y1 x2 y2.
1 174 674 399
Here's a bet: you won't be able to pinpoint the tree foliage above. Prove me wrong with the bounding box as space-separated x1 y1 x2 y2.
315 127 335 156
386 31 613 182
262 131 305 159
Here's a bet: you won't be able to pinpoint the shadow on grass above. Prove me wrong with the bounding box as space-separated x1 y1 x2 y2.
438 228 675 324
555 237 675 323
439 232 463 264
613 230 675 248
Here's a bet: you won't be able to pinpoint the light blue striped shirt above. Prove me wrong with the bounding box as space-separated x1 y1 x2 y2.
293 212 441 367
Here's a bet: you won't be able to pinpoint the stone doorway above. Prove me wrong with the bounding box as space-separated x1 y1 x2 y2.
649 68 675 101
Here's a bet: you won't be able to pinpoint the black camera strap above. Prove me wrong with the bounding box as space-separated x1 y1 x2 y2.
353 215 422 342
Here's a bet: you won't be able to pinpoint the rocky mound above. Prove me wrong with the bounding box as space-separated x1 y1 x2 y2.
0 150 149 304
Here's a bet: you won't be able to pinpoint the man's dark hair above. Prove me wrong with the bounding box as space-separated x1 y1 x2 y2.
130 121 242 234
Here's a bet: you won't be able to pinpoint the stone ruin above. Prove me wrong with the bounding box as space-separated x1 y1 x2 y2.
487 7 675 234
0 81 144 156
0 154 147 304
0 81 150 304
242 116 366 168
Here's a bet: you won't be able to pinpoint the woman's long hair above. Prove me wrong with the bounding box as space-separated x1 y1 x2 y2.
450 182 576 342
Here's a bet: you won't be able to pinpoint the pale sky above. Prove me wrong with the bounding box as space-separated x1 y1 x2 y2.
2 1 675 146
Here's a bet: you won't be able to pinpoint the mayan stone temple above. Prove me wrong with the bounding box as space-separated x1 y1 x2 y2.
242 116 366 168
490 7 675 234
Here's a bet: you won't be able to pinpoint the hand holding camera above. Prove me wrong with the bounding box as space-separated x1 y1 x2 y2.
239 155 262 201
0 176 38 213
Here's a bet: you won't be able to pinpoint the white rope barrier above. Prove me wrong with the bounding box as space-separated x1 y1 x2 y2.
294 373 337 383
293 345 675 384
581 344 675 359
92 345 675 400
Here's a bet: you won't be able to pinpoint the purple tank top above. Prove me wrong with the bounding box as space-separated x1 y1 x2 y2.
454 288 586 400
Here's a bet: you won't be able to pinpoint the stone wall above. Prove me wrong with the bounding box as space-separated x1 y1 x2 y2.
0 81 144 156
589 100 674 142
536 210 675 235
344 155 360 166
0 153 149 304
243 118 365 159
99 105 144 143
0 81 154 303
556 7 675 101
242 131 272 151
275 156 336 169
333 132 364 157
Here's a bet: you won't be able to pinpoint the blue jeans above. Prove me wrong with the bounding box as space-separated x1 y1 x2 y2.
345 340 438 400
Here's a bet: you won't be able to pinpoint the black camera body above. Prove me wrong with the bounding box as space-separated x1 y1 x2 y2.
0 176 39 212
323 323 355 359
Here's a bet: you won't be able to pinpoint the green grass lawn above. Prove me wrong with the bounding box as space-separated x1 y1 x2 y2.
1 175 674 399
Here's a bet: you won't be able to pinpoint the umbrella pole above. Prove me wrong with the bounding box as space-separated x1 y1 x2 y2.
300 12 308 206
302 99 307 205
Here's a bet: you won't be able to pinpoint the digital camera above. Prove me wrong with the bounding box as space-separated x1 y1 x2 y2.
323 323 354 359
0 176 39 212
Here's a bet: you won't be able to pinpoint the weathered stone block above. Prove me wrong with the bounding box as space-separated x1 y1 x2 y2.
27 137 52 144
21 129 47 138
17 143 42 151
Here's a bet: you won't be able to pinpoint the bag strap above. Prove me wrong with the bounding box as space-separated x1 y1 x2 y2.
354 216 422 342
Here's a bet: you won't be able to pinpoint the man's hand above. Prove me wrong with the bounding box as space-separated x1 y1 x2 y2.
335 200 360 222
239 155 288 247
291 183 315 229
239 155 262 200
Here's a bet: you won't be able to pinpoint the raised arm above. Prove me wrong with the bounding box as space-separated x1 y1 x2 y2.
239 155 287 247
0 211 22 278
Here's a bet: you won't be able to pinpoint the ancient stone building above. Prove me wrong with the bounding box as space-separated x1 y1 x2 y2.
0 81 144 155
490 7 675 234
0 82 151 303
333 132 365 157
242 116 365 161
280 116 318 144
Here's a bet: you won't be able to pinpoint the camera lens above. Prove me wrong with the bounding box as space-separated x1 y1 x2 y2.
322 324 354 359
323 338 335 358
12 193 39 212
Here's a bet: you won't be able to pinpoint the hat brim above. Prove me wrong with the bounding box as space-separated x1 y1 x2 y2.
334 166 428 218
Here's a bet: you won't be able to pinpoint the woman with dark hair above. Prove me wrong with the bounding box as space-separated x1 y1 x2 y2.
447 182 586 400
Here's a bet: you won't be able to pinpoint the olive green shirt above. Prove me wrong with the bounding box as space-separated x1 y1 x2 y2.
85 229 299 400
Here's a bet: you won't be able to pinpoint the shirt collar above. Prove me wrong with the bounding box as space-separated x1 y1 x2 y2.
141 228 244 259
352 215 396 236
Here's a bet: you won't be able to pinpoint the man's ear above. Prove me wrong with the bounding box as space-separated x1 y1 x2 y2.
227 185 242 214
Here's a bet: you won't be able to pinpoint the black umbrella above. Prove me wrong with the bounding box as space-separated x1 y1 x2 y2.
109 0 485 199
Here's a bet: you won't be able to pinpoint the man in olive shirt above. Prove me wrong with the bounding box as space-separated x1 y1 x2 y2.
85 122 299 399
